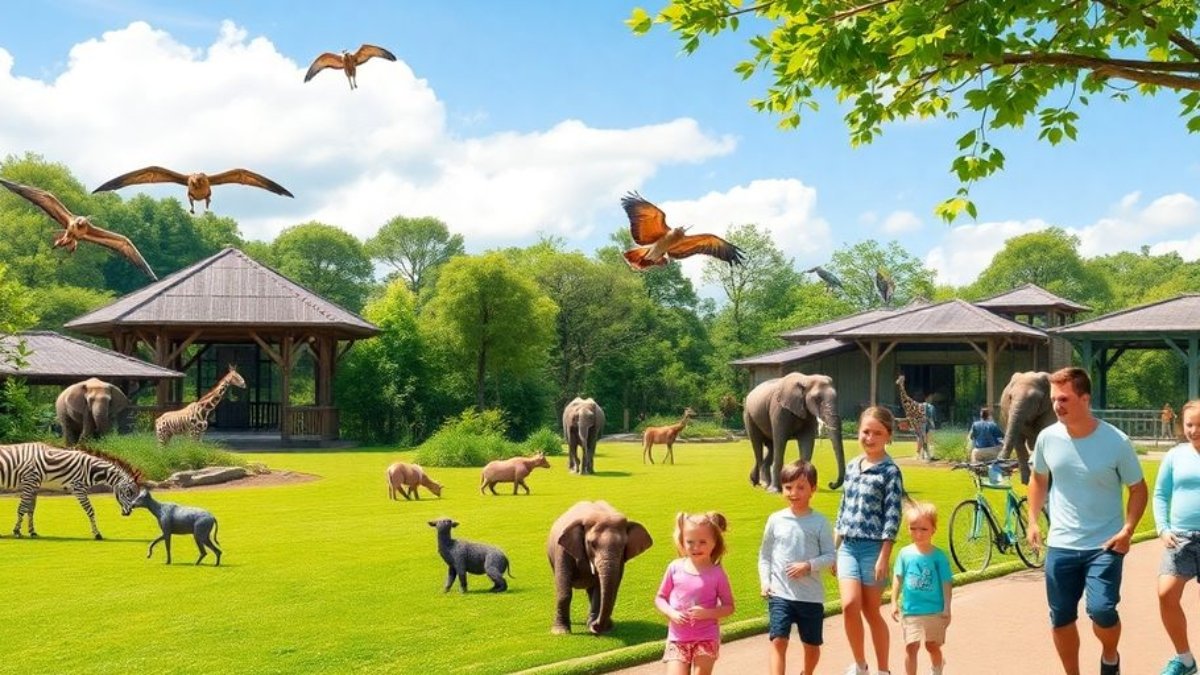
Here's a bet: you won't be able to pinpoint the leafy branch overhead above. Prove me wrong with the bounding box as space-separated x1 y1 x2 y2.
629 0 1200 221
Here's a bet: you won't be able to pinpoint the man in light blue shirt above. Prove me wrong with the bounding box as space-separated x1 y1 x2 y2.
1026 367 1147 675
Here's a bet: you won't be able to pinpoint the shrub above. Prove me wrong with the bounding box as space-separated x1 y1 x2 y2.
89 432 245 482
634 414 731 440
412 409 522 467
522 426 564 456
930 424 970 463
0 379 53 443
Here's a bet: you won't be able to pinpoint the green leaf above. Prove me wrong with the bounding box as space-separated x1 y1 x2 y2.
626 7 653 34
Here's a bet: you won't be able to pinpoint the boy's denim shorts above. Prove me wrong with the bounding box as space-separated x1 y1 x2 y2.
1044 546 1123 628
837 538 886 585
767 596 823 645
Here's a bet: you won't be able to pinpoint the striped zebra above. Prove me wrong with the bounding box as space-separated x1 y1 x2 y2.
155 364 246 446
0 442 142 540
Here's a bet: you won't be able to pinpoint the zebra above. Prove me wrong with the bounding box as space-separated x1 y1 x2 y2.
155 364 246 446
0 442 142 539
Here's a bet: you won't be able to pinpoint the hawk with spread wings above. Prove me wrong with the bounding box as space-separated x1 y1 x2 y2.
0 178 157 281
93 167 293 214
620 192 746 271
304 44 397 90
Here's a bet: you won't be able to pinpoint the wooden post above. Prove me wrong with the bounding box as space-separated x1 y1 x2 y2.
155 332 169 411
281 335 293 442
869 341 879 405
1191 338 1200 401
985 337 996 413
318 336 335 439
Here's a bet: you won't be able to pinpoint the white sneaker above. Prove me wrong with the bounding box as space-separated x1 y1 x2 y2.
843 665 869 675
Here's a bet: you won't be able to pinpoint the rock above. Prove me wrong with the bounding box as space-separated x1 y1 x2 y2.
167 466 251 488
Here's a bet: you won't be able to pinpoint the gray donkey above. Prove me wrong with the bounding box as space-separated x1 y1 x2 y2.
130 487 222 565
428 518 512 593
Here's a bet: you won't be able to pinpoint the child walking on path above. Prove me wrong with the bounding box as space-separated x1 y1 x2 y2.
654 512 736 675
834 405 905 675
1154 400 1200 675
759 460 836 675
890 502 953 675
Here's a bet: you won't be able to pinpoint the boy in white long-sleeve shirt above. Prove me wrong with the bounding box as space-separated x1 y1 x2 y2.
759 460 836 675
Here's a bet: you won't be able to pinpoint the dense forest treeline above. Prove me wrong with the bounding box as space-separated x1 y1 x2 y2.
1 153 1198 445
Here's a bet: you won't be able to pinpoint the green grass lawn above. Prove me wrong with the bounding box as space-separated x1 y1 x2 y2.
0 439 1160 675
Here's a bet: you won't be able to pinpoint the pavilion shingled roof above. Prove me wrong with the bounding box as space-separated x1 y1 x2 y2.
65 248 379 337
779 308 900 341
974 283 1090 313
729 338 853 366
797 299 1047 339
1053 294 1200 335
0 331 183 383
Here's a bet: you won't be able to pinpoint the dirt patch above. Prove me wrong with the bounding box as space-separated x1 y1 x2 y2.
151 470 321 491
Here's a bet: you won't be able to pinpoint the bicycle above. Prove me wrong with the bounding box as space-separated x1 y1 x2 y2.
947 459 1050 573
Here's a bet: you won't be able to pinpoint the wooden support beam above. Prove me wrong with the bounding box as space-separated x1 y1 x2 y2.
179 343 212 374
249 331 284 366
281 335 293 441
336 340 355 362
166 329 201 365
986 338 996 412
1191 338 1199 401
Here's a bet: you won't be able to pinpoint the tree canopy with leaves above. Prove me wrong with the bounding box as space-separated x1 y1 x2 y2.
365 215 465 298
631 0 1200 220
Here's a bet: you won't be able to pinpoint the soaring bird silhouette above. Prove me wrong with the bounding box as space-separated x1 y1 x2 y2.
93 167 293 214
0 178 157 280
875 267 896 304
804 265 844 291
620 192 746 270
304 44 397 89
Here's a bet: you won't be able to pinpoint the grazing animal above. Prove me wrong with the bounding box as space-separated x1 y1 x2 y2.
304 44 397 89
620 192 746 270
896 375 931 461
386 462 443 500
130 488 221 565
479 453 550 495
804 265 844 291
93 166 293 215
0 442 141 539
642 407 694 465
0 178 157 280
155 365 246 445
428 518 512 593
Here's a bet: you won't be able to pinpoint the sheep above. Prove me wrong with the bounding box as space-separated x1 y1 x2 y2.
129 487 221 565
479 452 550 495
386 462 443 500
428 518 512 592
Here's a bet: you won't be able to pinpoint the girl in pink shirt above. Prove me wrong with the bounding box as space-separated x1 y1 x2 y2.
654 511 736 675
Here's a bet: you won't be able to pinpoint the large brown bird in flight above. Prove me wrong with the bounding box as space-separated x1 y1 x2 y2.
304 44 397 90
621 192 746 270
0 178 157 280
93 166 294 214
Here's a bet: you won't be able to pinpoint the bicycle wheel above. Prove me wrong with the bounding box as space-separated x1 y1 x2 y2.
949 499 993 572
1014 497 1050 568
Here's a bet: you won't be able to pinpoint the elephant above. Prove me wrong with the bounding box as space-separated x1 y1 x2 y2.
562 397 605 475
998 371 1057 485
547 500 653 635
55 378 131 447
744 372 846 492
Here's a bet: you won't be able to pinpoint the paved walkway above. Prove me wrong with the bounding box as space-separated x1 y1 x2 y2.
615 540 1198 674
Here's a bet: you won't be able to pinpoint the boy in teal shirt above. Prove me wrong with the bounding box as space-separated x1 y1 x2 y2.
891 501 953 675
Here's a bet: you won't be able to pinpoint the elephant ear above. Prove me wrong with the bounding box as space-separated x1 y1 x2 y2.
558 522 587 564
623 522 653 561
109 386 131 414
774 375 808 419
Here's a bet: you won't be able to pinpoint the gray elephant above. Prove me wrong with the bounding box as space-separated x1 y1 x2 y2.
999 371 1056 484
562 397 605 475
55 378 131 446
744 372 846 492
547 500 652 635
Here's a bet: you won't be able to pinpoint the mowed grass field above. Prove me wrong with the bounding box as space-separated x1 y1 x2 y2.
0 439 1160 674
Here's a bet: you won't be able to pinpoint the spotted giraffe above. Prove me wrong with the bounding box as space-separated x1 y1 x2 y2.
155 365 246 445
895 374 930 460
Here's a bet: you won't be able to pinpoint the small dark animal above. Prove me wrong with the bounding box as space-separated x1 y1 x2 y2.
130 488 222 565
428 518 512 593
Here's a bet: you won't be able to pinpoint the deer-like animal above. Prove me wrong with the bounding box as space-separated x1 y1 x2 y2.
479 453 550 495
642 408 694 465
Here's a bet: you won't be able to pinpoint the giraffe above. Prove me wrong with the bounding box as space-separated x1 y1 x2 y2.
643 408 694 465
155 365 247 446
895 374 931 460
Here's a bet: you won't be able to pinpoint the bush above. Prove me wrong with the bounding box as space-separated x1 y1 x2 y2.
0 379 54 443
412 409 522 467
522 426 564 456
930 424 970 463
634 414 731 440
89 432 245 482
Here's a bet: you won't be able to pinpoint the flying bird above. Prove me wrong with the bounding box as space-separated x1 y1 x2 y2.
93 167 294 214
804 265 844 291
0 178 157 280
304 44 397 89
875 267 896 304
620 192 746 271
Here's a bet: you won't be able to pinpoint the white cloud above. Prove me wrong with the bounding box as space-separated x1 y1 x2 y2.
0 21 736 246
924 219 1050 286
881 210 922 234
1073 191 1200 256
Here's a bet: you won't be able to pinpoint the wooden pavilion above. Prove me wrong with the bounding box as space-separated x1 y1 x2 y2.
64 248 379 443
0 330 183 387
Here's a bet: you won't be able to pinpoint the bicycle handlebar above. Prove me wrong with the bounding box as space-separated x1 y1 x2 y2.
951 459 1021 474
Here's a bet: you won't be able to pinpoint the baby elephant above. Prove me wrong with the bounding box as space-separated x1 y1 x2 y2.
428 517 512 593
130 487 222 566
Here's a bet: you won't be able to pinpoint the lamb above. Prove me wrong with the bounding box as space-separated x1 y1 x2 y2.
386 461 443 500
428 518 512 593
129 487 222 565
479 452 550 495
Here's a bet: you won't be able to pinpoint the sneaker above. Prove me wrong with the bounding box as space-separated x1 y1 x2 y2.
1100 656 1120 675
843 665 868 675
1162 657 1199 675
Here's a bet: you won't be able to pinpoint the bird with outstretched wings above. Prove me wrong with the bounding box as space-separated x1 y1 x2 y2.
804 265 844 291
621 192 746 270
0 178 157 280
93 166 293 214
304 44 397 89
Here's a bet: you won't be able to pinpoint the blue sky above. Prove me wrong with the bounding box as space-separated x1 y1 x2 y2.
1 0 1199 291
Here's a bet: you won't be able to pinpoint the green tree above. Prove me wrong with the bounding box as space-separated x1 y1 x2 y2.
968 228 1111 311
31 285 113 332
424 254 557 412
271 222 374 313
365 215 465 297
828 239 936 310
703 223 800 348
1086 247 1192 311
631 1 1200 220
0 262 36 367
603 229 700 309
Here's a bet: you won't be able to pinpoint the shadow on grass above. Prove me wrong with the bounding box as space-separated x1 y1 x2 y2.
558 619 662 646
0 534 145 543
588 470 633 478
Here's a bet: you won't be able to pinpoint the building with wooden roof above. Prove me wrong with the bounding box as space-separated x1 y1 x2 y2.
64 248 380 443
0 331 183 385
734 286 1089 424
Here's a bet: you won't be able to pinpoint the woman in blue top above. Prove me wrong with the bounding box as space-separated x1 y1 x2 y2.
967 408 1004 463
1154 400 1200 675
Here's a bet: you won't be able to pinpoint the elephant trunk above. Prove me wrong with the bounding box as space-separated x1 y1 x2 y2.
590 558 622 634
1002 398 1037 484
825 413 846 490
